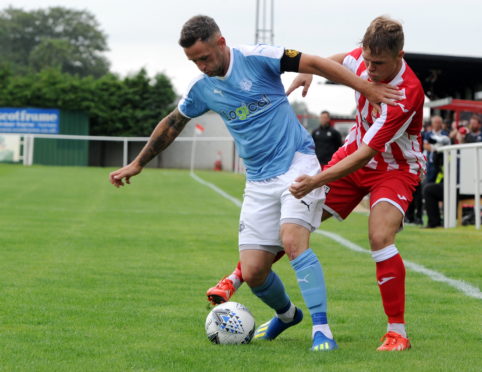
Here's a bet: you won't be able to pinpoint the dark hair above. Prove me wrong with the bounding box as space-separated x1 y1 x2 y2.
320 110 330 116
179 15 220 48
362 16 404 56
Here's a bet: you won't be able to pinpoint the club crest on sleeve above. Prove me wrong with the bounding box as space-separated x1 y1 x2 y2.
285 49 300 58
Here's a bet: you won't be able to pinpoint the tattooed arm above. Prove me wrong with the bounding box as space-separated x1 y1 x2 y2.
109 109 190 188
135 109 190 167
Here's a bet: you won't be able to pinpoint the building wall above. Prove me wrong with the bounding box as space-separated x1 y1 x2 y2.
90 111 236 171
34 110 89 166
160 111 234 170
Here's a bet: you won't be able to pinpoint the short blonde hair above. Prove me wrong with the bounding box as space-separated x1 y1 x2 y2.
362 16 404 56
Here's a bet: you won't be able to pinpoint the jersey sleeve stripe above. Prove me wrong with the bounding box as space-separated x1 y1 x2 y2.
176 102 192 119
237 44 284 59
342 54 358 73
385 110 417 145
177 74 206 119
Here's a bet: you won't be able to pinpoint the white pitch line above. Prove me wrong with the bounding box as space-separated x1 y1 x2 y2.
315 230 482 300
191 172 482 300
190 172 242 207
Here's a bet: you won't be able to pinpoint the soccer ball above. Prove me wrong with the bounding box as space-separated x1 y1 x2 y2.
205 301 256 344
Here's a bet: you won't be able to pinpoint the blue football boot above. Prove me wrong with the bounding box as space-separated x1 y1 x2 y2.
254 307 303 340
311 331 338 351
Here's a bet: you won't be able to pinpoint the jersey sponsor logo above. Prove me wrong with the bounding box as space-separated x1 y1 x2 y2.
285 49 300 58
221 95 271 121
213 89 224 96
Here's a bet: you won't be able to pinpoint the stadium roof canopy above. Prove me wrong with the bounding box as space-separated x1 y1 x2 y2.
426 98 482 114
404 53 482 100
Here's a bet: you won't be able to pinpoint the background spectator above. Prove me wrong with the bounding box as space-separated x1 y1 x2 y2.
424 115 450 183
423 146 445 228
419 115 450 228
449 119 468 144
422 114 481 228
405 121 431 225
311 110 343 166
464 115 482 143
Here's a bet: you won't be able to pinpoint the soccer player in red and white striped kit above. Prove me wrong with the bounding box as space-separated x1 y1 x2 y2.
207 16 425 351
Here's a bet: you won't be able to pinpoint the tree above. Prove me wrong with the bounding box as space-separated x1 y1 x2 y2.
0 6 110 77
0 66 177 137
0 6 178 136
28 38 74 72
88 69 177 136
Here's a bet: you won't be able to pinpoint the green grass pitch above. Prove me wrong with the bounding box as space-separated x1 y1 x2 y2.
0 164 481 371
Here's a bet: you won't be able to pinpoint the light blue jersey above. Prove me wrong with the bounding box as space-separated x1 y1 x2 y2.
178 44 314 181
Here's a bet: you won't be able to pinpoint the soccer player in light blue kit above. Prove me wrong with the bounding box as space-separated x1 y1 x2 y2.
109 15 400 351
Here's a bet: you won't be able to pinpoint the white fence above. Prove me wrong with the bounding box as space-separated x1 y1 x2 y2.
0 132 243 172
440 142 482 229
3 133 481 229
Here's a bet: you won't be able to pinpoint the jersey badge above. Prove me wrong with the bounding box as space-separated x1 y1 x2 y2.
285 49 300 58
239 79 253 92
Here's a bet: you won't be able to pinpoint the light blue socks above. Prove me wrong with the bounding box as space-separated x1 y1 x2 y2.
291 248 337 350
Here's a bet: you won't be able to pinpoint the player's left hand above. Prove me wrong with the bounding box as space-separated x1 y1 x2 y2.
365 82 402 112
289 174 317 199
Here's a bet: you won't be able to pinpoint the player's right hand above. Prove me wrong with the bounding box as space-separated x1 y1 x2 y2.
109 163 142 188
289 174 317 199
286 73 313 97
366 82 403 110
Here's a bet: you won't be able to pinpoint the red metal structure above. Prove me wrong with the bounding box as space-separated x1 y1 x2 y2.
427 98 482 125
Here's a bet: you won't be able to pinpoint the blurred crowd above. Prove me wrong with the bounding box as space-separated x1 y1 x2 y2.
311 109 481 229
448 114 482 144
405 113 482 228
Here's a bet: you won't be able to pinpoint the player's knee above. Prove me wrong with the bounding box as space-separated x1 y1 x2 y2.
369 231 392 251
281 237 302 260
280 226 309 260
281 233 295 249
242 264 270 287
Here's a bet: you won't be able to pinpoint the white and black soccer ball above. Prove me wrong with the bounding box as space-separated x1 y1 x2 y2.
205 301 255 344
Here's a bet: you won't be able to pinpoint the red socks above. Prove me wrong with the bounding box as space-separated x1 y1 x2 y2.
372 245 406 324
234 261 243 281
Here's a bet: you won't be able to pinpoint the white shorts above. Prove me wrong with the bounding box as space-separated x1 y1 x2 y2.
239 152 325 254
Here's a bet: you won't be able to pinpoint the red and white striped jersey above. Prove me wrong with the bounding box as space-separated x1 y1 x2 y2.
342 48 426 176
